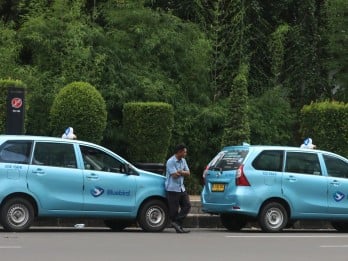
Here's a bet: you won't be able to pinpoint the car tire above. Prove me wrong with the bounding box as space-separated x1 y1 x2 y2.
220 214 247 231
137 200 168 232
259 202 288 232
331 222 348 232
1 197 35 232
104 219 132 231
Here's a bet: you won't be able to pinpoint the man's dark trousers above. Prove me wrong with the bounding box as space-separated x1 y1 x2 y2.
167 191 191 226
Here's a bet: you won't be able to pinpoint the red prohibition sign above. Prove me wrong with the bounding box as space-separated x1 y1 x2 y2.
11 98 23 109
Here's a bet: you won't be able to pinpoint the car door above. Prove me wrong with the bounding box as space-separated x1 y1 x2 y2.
324 154 348 214
79 145 136 213
282 151 328 215
27 141 84 211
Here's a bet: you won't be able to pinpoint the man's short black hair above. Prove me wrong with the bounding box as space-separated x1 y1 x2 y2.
174 143 187 154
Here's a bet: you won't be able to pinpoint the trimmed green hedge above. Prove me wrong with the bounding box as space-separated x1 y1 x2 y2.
300 101 348 157
0 79 27 134
123 102 174 163
50 81 107 143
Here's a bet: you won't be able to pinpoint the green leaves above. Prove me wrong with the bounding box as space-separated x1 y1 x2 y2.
123 102 174 163
50 81 107 144
221 63 250 147
300 101 348 157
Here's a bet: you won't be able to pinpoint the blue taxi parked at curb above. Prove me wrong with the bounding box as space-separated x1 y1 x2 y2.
201 145 348 232
0 135 168 232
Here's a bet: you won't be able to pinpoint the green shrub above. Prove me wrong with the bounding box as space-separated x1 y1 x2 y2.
0 79 27 134
50 81 107 143
300 101 348 157
123 102 174 163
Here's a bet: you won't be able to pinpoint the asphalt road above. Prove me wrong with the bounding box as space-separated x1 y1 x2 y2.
1 227 348 261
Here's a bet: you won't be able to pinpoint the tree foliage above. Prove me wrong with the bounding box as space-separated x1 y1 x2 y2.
249 87 295 145
50 81 107 144
221 64 250 147
0 0 346 194
324 0 348 101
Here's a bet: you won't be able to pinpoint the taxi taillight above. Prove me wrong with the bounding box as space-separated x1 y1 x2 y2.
236 165 250 186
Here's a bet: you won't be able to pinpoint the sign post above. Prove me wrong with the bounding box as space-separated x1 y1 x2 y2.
6 87 25 135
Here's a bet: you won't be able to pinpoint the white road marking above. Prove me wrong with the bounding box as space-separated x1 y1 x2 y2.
0 246 22 249
226 235 348 238
320 245 348 248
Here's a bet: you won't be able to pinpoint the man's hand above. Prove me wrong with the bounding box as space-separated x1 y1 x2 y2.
178 170 190 177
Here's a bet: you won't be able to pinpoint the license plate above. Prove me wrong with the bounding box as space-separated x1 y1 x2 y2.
212 183 225 192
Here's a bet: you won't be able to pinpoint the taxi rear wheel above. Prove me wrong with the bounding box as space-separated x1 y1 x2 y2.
1 197 35 232
138 200 168 232
220 214 247 231
259 202 288 232
331 222 348 232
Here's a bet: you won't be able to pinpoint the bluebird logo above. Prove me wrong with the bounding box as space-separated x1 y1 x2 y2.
333 191 345 202
91 186 105 197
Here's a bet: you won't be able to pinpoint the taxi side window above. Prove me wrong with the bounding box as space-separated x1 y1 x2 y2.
0 140 32 164
252 150 284 172
80 145 125 173
33 142 77 168
285 152 321 175
324 155 348 179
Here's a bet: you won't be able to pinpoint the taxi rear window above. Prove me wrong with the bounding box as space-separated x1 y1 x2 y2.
208 149 249 171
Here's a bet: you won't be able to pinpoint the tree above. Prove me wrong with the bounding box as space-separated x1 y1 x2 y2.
0 22 20 79
324 0 348 101
249 87 295 145
221 64 250 147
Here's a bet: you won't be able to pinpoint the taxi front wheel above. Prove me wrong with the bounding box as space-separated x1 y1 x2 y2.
1 197 35 232
137 199 168 232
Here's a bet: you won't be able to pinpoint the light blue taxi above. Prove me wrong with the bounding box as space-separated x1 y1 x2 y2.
201 145 348 232
0 135 168 232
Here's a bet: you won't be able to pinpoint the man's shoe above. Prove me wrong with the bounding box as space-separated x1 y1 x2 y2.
171 222 185 233
180 227 190 233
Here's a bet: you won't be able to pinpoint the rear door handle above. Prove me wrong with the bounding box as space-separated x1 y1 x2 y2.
286 175 297 182
330 180 340 186
32 168 45 175
86 173 99 180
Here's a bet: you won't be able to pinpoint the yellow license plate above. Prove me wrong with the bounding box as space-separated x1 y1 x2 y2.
212 183 225 192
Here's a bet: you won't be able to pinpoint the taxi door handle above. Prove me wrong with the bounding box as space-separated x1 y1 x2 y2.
86 173 99 180
330 180 340 186
32 168 45 175
286 175 297 182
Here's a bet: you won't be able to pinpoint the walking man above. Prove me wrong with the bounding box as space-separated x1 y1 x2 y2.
165 144 191 233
